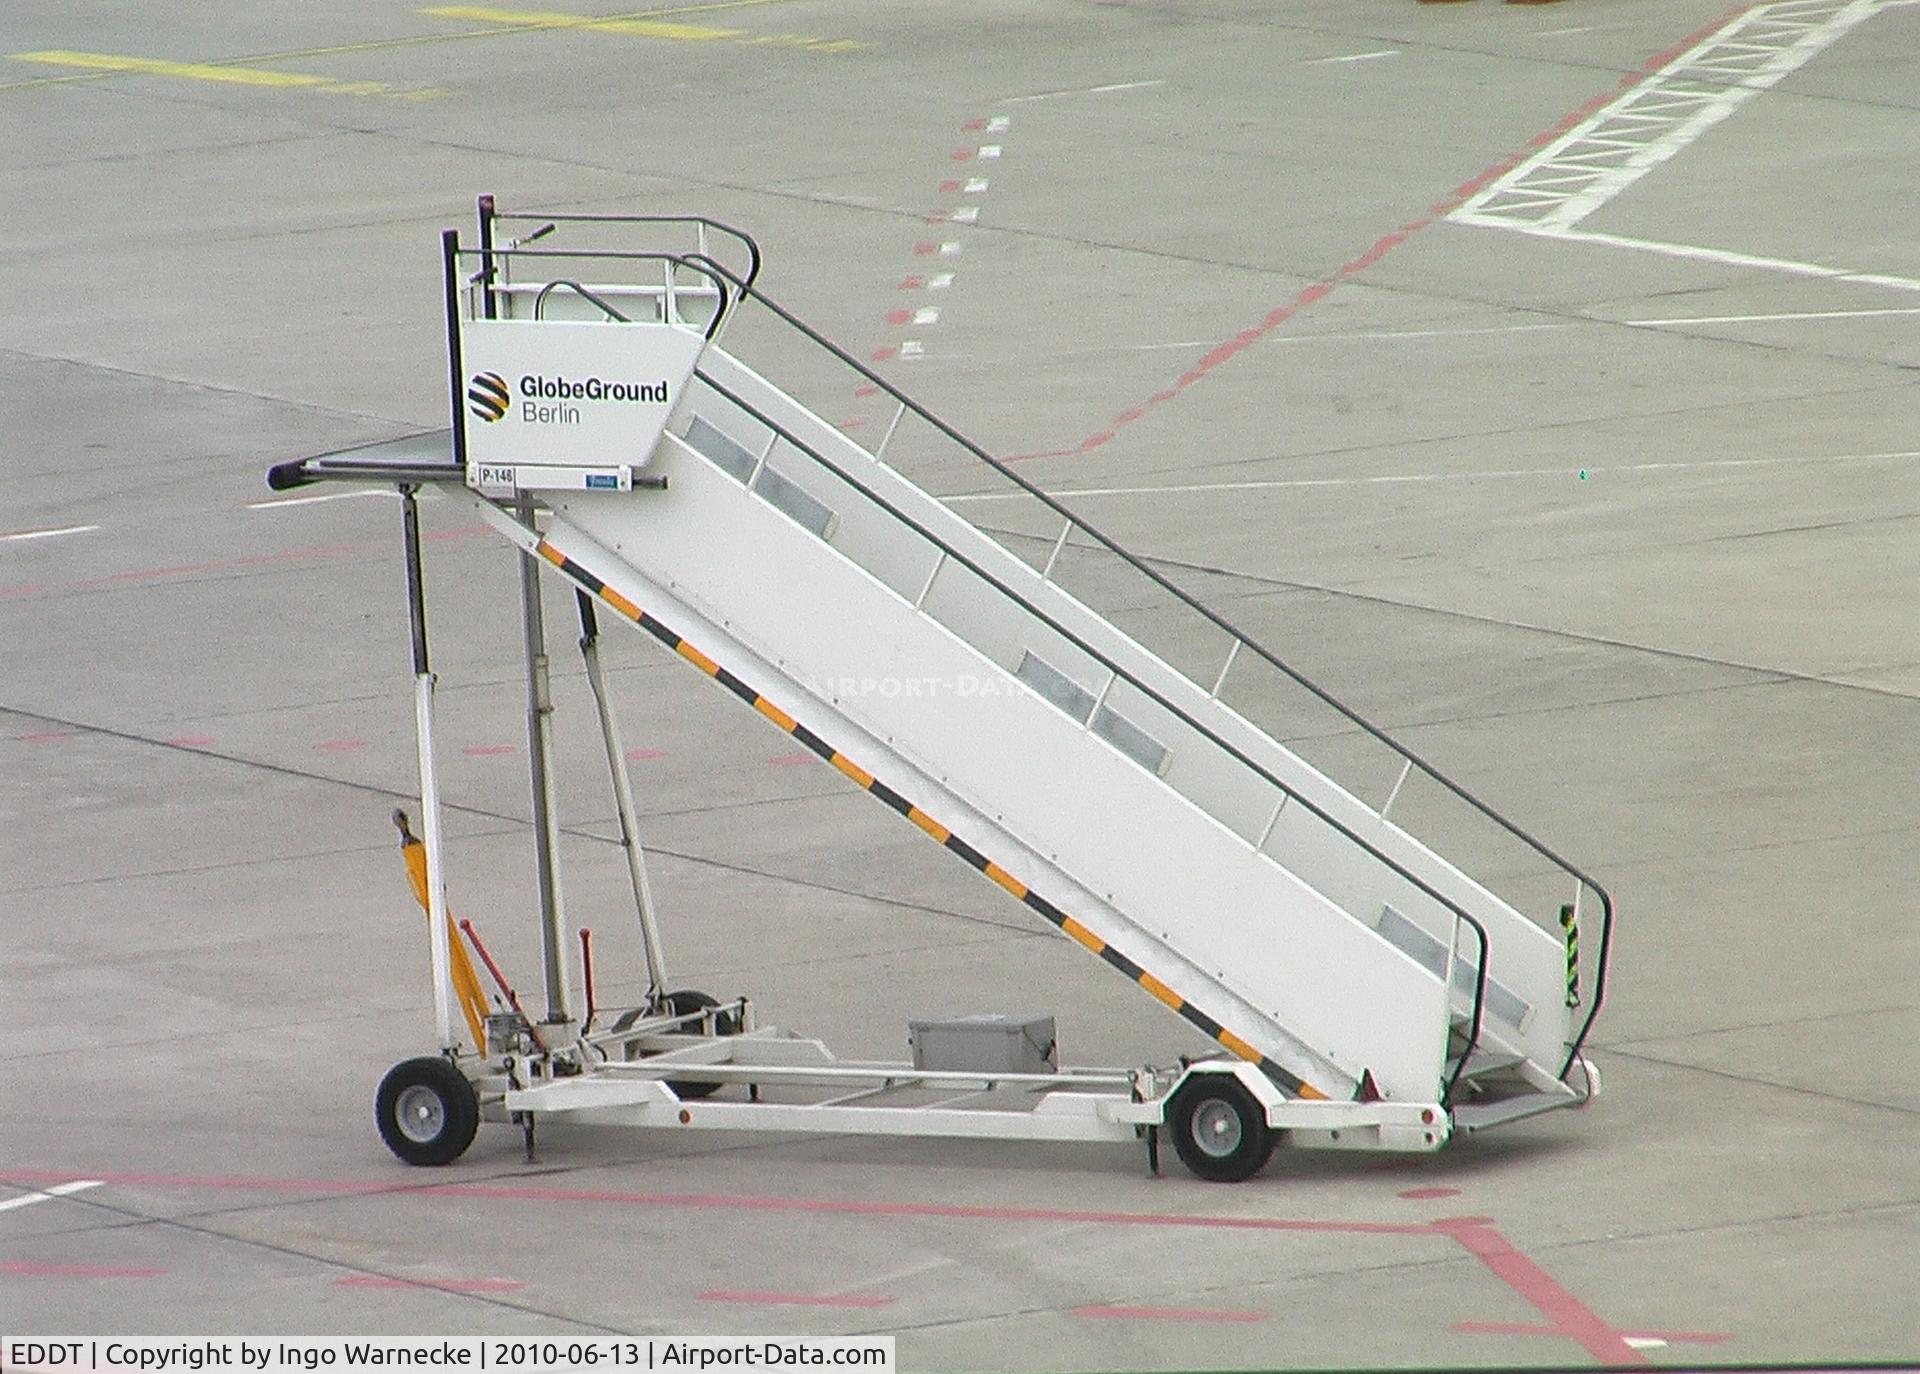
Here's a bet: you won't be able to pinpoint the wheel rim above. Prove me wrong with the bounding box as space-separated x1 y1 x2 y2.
394 1084 447 1144
1190 1097 1244 1159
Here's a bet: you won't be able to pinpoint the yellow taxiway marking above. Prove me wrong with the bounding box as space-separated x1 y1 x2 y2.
0 0 816 96
422 4 869 51
7 50 445 98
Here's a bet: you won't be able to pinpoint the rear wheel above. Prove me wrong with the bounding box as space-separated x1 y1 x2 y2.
662 990 739 1101
1168 1076 1274 1183
375 1057 480 1166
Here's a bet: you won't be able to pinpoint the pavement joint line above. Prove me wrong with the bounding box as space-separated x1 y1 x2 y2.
1127 544 1920 710
0 1179 103 1213
1599 1047 1920 1117
998 3 1810 464
0 706 1033 936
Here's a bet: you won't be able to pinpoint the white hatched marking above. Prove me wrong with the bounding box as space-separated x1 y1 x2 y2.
1450 0 1896 233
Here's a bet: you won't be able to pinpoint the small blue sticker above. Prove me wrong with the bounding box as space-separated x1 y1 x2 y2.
586 473 618 489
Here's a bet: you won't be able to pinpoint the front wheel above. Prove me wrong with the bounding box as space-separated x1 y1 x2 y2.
1168 1076 1275 1183
376 1057 480 1166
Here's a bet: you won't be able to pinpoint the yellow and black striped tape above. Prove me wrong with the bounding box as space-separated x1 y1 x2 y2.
535 539 1326 1101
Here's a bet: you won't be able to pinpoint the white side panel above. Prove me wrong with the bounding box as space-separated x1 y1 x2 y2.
690 348 1572 1065
545 446 1453 1100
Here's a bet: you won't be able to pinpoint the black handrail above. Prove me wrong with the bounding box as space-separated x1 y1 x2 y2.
682 257 1613 1093
460 250 735 342
681 365 1494 1105
486 209 763 295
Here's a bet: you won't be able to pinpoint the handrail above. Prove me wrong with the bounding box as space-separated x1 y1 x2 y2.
682 366 1494 1104
461 250 734 341
682 256 1611 1091
485 207 763 295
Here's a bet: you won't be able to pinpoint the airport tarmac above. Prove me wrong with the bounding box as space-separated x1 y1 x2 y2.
3 0 1918 1368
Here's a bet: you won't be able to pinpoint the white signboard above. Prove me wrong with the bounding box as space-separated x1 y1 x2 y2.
459 318 704 486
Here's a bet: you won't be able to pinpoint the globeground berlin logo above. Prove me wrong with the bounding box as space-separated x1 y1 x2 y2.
467 371 671 426
467 372 510 423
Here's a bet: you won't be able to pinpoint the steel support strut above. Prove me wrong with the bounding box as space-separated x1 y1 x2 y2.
518 509 574 1026
576 591 671 1000
401 485 457 1052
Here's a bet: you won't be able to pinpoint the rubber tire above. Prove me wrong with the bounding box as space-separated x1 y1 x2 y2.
662 990 739 1102
1168 1076 1275 1183
375 1057 480 1167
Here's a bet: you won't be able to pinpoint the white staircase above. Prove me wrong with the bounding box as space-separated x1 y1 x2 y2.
447 209 1611 1126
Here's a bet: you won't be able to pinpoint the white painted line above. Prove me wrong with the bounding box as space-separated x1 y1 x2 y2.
1458 217 1920 293
1625 1338 1670 1350
942 449 1920 504
927 272 955 289
977 144 1002 159
985 114 1010 132
0 524 99 544
1306 50 1398 64
1622 305 1920 325
1538 24 1631 36
963 176 989 194
937 241 962 257
912 306 941 325
0 1180 102 1213
246 489 390 510
1001 79 1163 103
948 205 979 223
899 340 925 358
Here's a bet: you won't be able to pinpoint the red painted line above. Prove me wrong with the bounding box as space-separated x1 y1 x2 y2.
313 738 366 753
1435 1218 1647 1367
1397 1187 1460 1200
0 1261 161 1278
166 735 217 748
837 417 869 432
624 747 667 761
462 744 517 757
949 147 974 162
938 178 963 194
700 1290 893 1309
768 751 813 766
16 731 73 744
871 345 901 362
912 241 939 256
960 117 988 132
0 1169 1433 1238
853 385 880 399
1016 6 1755 464
885 307 913 326
335 1275 524 1292
1455 1321 1731 1345
1070 1304 1265 1323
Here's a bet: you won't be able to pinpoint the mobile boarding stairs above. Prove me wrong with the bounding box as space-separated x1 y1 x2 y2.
269 200 1611 1182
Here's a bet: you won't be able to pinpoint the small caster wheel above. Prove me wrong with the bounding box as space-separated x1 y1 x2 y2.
662 990 738 1101
376 1057 480 1166
1168 1076 1274 1183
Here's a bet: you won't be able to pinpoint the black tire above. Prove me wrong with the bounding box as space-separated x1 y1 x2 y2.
375 1057 480 1166
1168 1076 1275 1183
662 990 738 1101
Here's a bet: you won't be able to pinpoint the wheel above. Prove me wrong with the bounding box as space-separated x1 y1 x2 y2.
662 989 739 1102
375 1057 480 1166
1168 1075 1275 1183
